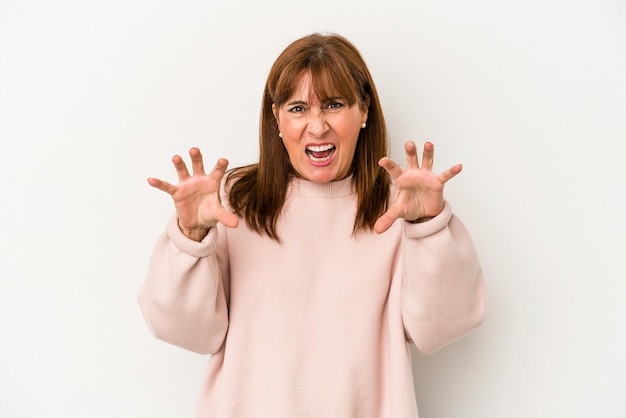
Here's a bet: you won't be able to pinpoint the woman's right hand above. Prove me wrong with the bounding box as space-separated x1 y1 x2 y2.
147 147 239 241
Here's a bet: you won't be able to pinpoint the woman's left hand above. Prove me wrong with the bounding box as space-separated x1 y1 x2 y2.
374 141 462 234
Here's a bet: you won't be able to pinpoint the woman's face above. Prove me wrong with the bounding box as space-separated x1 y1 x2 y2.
273 73 368 183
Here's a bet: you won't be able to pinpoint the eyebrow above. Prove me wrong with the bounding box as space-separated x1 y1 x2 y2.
286 100 308 106
285 96 345 107
322 96 345 103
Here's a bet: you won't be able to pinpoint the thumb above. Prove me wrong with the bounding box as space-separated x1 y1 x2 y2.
374 206 401 234
217 208 239 229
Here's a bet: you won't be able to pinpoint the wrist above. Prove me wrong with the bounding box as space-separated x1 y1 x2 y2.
179 223 210 242
406 216 434 224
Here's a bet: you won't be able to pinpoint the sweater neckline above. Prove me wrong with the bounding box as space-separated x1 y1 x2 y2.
289 175 355 198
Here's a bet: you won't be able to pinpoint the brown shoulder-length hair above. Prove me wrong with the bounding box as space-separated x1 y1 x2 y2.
227 33 390 241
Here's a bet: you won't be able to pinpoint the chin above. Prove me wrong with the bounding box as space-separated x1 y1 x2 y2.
295 160 349 183
307 175 335 183
300 169 338 184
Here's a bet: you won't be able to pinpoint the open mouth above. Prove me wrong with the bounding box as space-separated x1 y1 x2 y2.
306 144 336 163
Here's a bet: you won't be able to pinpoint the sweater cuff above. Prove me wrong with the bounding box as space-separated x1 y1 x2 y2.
403 200 453 239
165 214 217 258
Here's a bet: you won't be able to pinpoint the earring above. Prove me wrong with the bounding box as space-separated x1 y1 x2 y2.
361 122 367 129
278 132 283 138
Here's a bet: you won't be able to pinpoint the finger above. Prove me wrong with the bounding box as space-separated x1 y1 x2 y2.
208 158 230 182
374 205 403 234
404 141 419 169
422 141 435 170
189 147 206 176
147 177 177 195
172 154 191 182
439 163 463 183
378 157 404 180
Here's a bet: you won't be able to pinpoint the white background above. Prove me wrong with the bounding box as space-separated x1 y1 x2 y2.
1 0 625 417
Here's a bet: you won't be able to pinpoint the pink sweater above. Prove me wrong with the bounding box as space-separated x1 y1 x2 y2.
138 176 486 418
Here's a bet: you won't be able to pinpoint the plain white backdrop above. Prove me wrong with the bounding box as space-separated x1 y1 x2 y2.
1 0 625 417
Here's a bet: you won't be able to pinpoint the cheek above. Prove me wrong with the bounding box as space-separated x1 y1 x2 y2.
340 120 363 144
341 111 365 134
280 118 305 137
281 132 303 158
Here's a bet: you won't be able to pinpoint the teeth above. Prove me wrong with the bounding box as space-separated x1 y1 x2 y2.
309 154 332 162
306 144 334 152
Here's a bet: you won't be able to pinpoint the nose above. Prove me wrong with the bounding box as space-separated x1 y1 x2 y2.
307 109 329 137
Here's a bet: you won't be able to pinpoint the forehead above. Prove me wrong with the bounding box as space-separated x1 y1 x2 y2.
289 73 317 101
286 72 351 104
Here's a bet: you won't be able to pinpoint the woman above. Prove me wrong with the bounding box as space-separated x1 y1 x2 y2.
138 33 486 418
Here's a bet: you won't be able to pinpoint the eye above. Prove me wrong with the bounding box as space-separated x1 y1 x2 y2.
325 100 345 111
288 105 304 113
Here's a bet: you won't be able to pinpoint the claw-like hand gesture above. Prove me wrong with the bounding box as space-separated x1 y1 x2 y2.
374 141 462 234
147 147 239 241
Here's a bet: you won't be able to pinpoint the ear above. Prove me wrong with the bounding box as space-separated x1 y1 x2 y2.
360 95 370 123
272 103 279 122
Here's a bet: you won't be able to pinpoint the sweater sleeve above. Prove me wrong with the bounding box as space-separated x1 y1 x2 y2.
137 215 229 355
401 201 486 355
